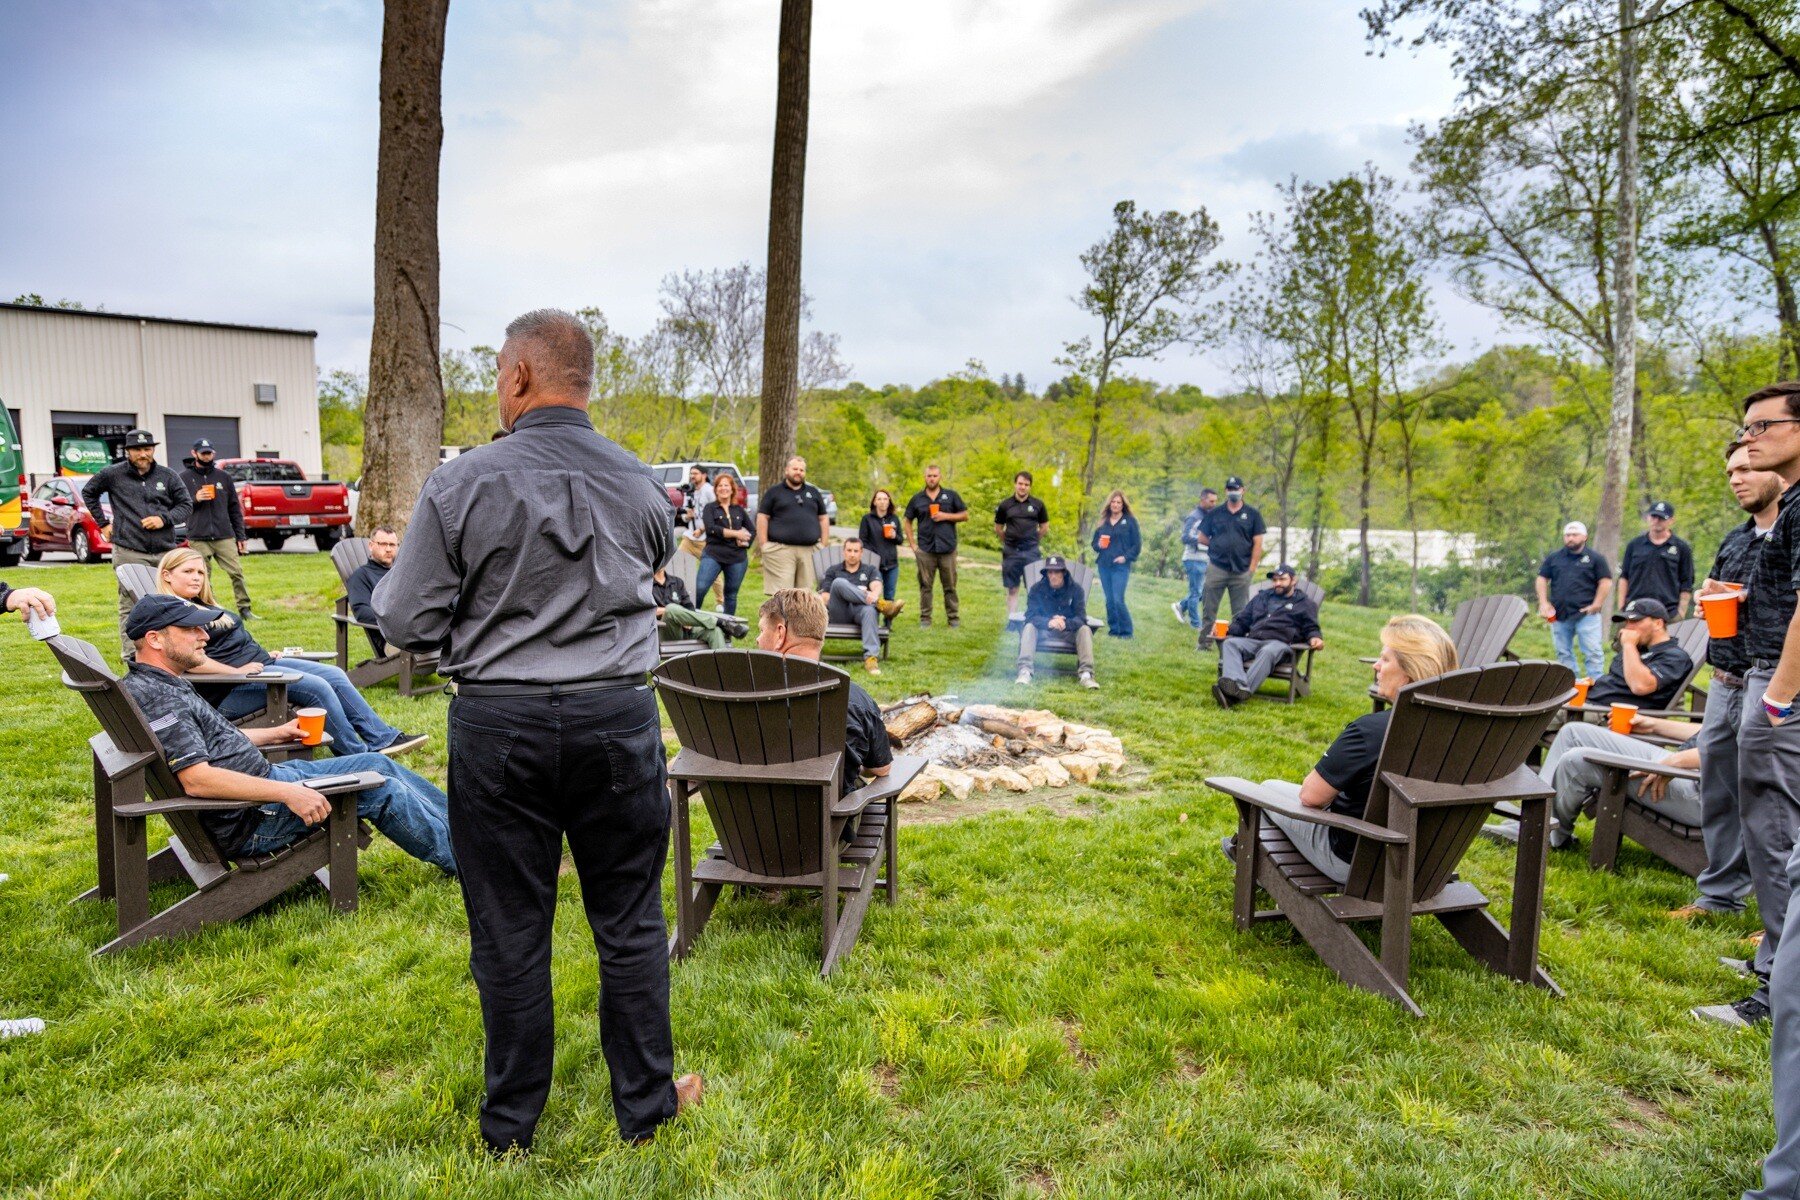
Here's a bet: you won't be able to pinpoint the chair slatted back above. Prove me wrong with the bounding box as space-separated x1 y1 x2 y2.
115 563 158 605
1667 618 1710 701
813 543 843 581
1446 595 1529 668
653 650 851 878
330 537 371 586
1021 559 1098 600
1344 660 1573 903
47 635 231 866
664 548 699 597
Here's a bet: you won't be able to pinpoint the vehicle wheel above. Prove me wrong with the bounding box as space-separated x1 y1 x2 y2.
73 530 100 564
313 528 340 553
23 542 41 562
0 544 19 569
262 534 288 553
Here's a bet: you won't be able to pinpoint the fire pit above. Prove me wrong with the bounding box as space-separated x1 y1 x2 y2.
879 695 1126 802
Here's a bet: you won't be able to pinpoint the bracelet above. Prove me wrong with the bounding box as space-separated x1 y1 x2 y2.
1766 696 1795 719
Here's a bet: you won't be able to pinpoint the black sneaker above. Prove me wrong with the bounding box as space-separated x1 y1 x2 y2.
717 616 749 639
1196 637 1215 652
1211 681 1233 709
239 608 259 622
378 732 428 757
1220 835 1238 863
948 618 960 628
1692 996 1771 1028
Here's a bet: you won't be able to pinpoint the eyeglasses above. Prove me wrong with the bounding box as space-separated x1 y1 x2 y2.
1735 417 1800 440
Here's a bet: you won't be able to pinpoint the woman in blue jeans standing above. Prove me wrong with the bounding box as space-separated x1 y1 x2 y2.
155 549 422 756
858 489 907 625
695 472 752 616
1091 490 1141 638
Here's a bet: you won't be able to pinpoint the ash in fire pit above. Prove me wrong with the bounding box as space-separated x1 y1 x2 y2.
880 695 1125 802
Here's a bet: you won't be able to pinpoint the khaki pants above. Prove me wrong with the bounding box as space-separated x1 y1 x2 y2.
762 542 817 593
112 545 166 659
915 549 958 623
193 537 252 612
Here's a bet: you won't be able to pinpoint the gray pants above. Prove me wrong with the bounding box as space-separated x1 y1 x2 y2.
1017 623 1094 674
1695 675 1753 913
1740 668 1800 1007
659 603 726 651
1746 837 1800 1199
1261 780 1351 884
1540 722 1702 842
1199 566 1252 638
111 545 165 659
1221 637 1292 696
827 578 881 658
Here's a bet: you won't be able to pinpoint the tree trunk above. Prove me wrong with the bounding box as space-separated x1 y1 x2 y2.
1077 365 1109 556
1357 440 1374 607
362 0 449 536
1594 0 1641 568
1405 457 1419 603
757 0 812 493
1761 219 1800 376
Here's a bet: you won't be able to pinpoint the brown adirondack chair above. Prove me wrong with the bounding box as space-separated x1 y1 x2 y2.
1207 660 1574 1016
653 649 925 976
811 543 893 663
1569 752 1707 877
1370 594 1529 712
330 538 444 695
656 551 746 658
1009 559 1104 673
48 634 382 955
1215 578 1326 704
113 561 301 727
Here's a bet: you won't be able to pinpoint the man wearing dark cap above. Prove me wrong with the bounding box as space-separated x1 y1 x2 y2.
1195 475 1265 650
178 438 253 620
1582 598 1692 712
1212 565 1321 707
117 594 455 873
83 429 192 658
1016 555 1098 689
1618 500 1694 619
372 309 700 1155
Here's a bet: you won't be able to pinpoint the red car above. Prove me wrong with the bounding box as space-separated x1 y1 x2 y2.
25 476 114 563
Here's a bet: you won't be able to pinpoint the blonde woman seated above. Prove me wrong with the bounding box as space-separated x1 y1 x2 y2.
155 548 424 756
1224 615 1459 883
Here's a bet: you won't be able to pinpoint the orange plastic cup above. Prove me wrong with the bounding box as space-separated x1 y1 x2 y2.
197 484 215 501
929 504 940 519
296 707 327 746
1570 677 1591 707
882 522 895 538
1700 589 1742 638
1608 702 1638 734
1098 534 1111 549
1213 620 1230 640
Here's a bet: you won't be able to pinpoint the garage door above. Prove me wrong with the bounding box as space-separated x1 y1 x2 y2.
164 416 240 459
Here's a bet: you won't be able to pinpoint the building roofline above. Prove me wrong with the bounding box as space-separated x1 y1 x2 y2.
0 302 317 339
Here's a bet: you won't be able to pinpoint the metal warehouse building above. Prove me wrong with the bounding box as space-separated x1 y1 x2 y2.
0 302 321 481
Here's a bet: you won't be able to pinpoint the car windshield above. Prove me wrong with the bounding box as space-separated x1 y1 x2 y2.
225 462 306 483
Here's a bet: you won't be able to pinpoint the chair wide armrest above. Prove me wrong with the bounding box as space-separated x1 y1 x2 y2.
1579 749 1700 782
833 755 928 817
669 747 841 789
1204 775 1408 844
113 796 264 817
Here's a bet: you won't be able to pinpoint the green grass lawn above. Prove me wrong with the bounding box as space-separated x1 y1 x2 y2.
0 552 1776 1198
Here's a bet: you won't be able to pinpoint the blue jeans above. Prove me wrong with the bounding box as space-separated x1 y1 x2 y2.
218 659 402 755
1180 560 1206 626
879 561 899 604
1098 562 1133 636
1550 612 1604 677
237 753 457 874
694 556 748 616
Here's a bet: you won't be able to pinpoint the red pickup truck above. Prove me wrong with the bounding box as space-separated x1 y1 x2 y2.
221 458 352 552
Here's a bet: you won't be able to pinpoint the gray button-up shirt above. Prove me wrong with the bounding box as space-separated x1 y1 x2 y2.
371 406 674 684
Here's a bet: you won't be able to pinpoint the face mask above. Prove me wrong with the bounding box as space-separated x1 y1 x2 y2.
1226 491 1243 501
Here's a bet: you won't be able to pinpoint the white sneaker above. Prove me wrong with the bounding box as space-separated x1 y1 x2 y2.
0 1017 44 1039
1171 601 1186 625
1079 672 1100 691
1015 668 1033 685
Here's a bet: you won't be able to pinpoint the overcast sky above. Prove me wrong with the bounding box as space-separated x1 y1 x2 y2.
0 0 1496 392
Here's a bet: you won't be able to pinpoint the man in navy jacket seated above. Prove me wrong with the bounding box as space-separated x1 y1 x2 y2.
1214 564 1323 707
1015 556 1099 690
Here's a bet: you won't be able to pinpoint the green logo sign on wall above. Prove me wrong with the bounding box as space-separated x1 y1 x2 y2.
60 438 111 476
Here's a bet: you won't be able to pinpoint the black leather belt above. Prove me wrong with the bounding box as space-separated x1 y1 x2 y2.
454 675 644 698
1714 669 1746 689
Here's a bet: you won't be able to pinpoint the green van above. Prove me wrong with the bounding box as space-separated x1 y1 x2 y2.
0 405 22 568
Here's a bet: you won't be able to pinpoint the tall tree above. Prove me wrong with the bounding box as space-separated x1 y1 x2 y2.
1060 200 1230 547
362 0 449 536
757 0 812 493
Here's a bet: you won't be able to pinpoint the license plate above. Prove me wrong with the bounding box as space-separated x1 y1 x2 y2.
286 515 313 526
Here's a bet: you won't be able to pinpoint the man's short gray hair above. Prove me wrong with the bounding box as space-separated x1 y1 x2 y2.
504 308 594 399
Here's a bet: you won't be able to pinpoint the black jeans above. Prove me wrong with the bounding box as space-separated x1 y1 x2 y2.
448 684 676 1149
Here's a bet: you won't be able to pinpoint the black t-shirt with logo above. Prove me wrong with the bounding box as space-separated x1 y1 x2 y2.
1619 533 1694 613
904 488 967 555
758 481 829 546
821 560 880 623
1538 545 1613 621
994 495 1049 552
1314 709 1392 862
844 680 894 797
1200 503 1266 573
1587 637 1695 711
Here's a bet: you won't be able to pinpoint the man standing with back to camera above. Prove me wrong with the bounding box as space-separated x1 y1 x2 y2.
374 309 701 1156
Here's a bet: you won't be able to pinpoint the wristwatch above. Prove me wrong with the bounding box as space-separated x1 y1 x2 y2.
1766 696 1796 720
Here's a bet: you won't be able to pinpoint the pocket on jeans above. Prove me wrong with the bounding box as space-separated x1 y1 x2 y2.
449 713 518 800
605 717 667 797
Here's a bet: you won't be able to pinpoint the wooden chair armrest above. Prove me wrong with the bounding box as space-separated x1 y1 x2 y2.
329 612 383 631
275 650 336 662
1358 655 1377 664
184 671 302 687
1491 802 1523 819
1569 703 1694 722
1204 775 1409 844
1579 750 1700 782
1383 765 1553 809
668 747 842 788
114 796 264 817
260 733 331 759
833 755 927 817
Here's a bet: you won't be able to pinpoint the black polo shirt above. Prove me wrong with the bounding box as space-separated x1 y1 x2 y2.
1708 521 1767 675
821 560 880 623
994 495 1049 552
1538 544 1613 621
758 480 829 546
1314 709 1391 862
1587 637 1694 711
1200 503 1266 573
1747 477 1800 664
1620 532 1694 612
904 488 967 555
844 680 894 797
